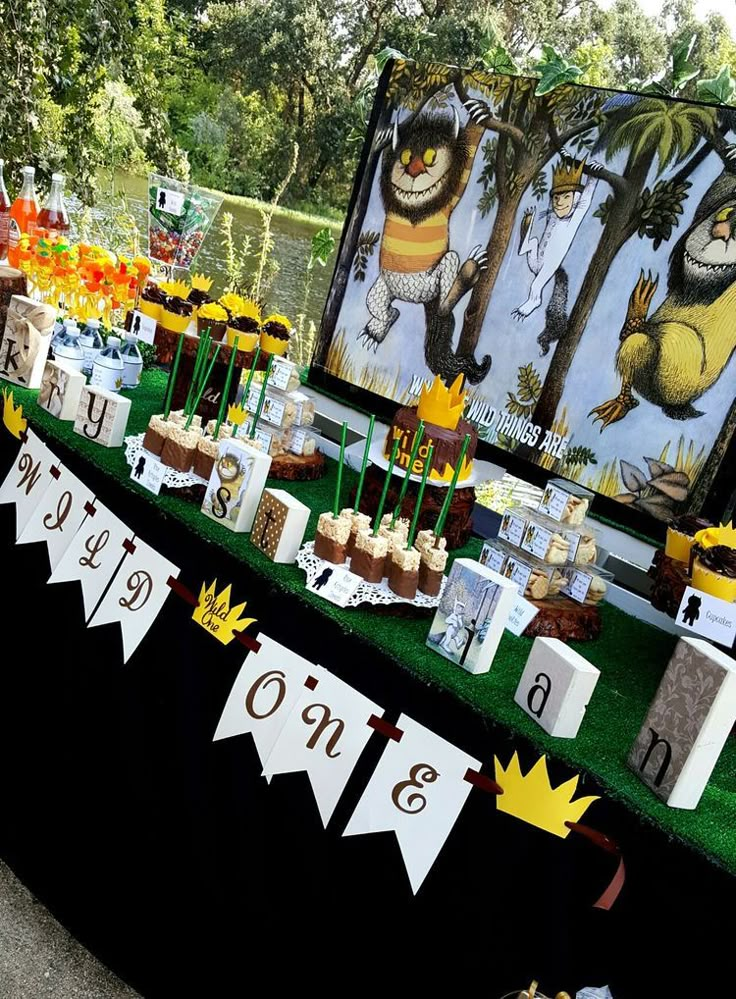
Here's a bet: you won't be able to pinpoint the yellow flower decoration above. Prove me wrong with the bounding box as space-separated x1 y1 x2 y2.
262 313 292 330
198 302 229 322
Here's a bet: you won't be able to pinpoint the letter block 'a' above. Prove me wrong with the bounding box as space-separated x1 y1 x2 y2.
514 637 600 738
628 637 736 809
73 386 131 448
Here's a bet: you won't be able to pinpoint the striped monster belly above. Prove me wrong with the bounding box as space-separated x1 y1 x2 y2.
379 210 450 274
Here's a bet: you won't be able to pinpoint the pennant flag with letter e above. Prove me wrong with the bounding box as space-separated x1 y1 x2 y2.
214 634 320 770
262 668 383 827
0 429 55 538
87 535 179 663
48 499 132 621
343 713 480 894
17 462 95 570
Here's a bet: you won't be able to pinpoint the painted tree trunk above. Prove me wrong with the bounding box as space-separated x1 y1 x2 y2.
689 395 736 512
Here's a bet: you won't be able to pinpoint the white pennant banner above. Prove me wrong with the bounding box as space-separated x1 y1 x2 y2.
262 668 383 827
0 429 56 538
18 463 95 570
343 713 480 893
48 499 132 621
87 535 179 663
214 634 320 773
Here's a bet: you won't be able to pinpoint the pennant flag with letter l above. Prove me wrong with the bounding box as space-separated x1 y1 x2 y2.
343 713 480 894
87 535 179 663
262 668 383 827
48 499 132 621
17 462 94 570
0 429 55 538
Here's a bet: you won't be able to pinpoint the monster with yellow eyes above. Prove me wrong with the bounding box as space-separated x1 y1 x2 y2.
591 172 736 428
359 108 491 383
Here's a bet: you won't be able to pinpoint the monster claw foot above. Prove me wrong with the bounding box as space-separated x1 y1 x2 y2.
589 388 639 430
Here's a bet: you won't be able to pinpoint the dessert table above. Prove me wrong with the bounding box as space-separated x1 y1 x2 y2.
1 371 734 997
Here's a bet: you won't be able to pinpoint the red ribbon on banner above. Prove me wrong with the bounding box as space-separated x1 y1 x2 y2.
566 820 625 910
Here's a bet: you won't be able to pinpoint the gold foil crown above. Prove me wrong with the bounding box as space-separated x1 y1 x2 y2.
416 374 466 431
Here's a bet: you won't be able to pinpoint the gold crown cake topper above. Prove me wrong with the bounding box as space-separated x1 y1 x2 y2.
494 753 599 838
694 521 736 550
417 374 466 431
159 279 191 300
192 580 256 645
551 156 586 195
190 273 213 292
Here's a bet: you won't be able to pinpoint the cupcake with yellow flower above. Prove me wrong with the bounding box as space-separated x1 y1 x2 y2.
222 294 262 351
260 313 292 356
188 273 214 319
197 301 229 340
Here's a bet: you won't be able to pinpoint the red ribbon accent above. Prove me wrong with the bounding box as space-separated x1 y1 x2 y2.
50 465 60 480
122 538 136 555
566 821 625 910
304 675 319 690
84 501 96 517
233 630 261 654
464 768 503 796
368 714 403 742
167 576 198 607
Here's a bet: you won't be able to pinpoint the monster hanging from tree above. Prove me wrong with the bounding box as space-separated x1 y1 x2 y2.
358 107 491 383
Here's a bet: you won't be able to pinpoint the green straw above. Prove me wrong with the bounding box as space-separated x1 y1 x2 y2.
372 435 400 536
185 341 221 430
184 328 210 416
332 420 348 518
353 414 375 514
434 433 471 541
214 335 239 440
163 332 185 420
248 353 273 438
241 345 262 417
391 419 424 528
407 444 434 549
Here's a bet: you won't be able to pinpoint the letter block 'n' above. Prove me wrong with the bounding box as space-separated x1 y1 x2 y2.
628 637 736 809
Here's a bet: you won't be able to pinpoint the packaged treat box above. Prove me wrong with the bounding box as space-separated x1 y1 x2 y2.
267 356 300 393
244 418 289 456
562 523 598 565
497 509 530 548
286 426 317 457
479 538 514 574
559 564 614 605
502 550 565 601
520 512 570 564
538 478 593 526
245 383 298 429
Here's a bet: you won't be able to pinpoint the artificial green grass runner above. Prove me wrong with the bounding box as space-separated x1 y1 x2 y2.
9 371 736 874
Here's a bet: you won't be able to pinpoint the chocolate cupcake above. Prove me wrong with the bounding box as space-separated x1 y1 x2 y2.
692 544 736 602
188 288 213 308
260 314 292 357
665 514 713 563
161 295 194 333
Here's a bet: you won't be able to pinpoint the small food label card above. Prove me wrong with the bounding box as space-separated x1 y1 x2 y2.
247 386 287 427
504 554 533 597
521 521 554 561
498 511 527 547
538 483 572 522
561 568 593 604
129 310 158 345
130 453 166 495
480 542 506 574
155 188 186 216
307 565 362 607
268 356 298 392
505 596 539 637
677 586 736 647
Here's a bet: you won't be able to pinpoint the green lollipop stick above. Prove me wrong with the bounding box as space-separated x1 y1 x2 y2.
372 436 400 537
434 433 471 542
406 444 434 549
332 420 349 518
353 414 375 514
391 419 424 528
163 331 185 420
184 328 210 416
248 353 273 438
234 344 261 439
214 335 239 440
185 340 221 430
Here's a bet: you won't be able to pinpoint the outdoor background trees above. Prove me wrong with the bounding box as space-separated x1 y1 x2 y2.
0 0 734 213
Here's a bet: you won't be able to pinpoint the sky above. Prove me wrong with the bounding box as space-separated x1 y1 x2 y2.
599 0 736 32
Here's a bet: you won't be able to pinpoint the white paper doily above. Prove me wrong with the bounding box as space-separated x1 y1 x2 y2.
296 541 445 609
124 433 210 488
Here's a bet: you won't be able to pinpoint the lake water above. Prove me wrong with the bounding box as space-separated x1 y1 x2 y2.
71 172 341 329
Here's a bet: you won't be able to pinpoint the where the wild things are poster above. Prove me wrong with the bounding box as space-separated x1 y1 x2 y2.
313 60 736 520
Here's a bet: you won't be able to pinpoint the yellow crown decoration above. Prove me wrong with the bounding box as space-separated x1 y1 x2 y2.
694 521 736 551
159 279 191 300
416 374 466 431
2 388 27 440
192 580 256 646
191 273 213 293
237 297 262 322
494 753 599 838
430 452 473 484
551 157 586 195
227 401 248 426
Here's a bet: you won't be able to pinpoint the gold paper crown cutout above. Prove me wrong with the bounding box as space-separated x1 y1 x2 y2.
494 753 599 838
551 157 586 194
159 279 191 299
694 521 736 550
430 452 473 484
191 273 213 292
2 388 27 440
227 401 248 426
192 580 256 645
416 374 466 431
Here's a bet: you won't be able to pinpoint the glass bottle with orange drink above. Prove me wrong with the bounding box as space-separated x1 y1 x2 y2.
0 160 10 261
7 166 39 268
37 172 70 235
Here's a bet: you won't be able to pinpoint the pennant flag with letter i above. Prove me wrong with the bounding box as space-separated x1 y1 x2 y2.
48 499 132 621
0 429 55 538
87 535 179 663
262 668 383 827
343 713 480 894
17 462 94 570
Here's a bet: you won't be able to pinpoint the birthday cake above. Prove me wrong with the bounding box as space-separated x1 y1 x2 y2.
384 375 478 483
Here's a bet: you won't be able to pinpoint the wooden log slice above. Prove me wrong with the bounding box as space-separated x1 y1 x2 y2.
524 596 602 641
270 449 326 481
